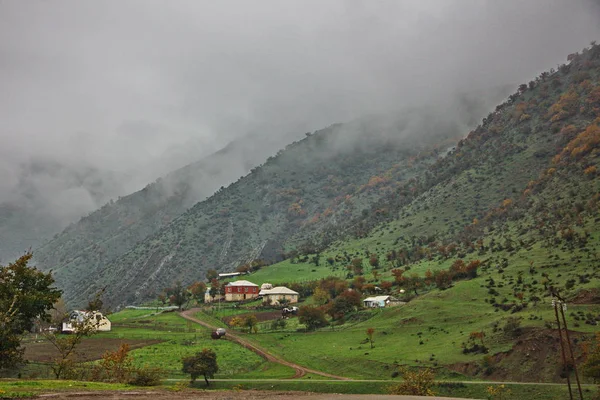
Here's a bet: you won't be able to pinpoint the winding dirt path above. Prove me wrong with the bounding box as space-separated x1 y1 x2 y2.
180 308 350 380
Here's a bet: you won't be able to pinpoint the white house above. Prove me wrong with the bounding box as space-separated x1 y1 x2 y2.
62 310 111 333
259 286 299 305
363 295 403 308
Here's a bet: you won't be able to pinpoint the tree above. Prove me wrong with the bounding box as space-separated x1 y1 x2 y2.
0 253 62 369
366 327 375 349
209 279 220 300
298 306 328 331
188 281 207 304
205 269 218 282
313 287 331 306
182 349 219 386
243 314 258 333
165 282 190 310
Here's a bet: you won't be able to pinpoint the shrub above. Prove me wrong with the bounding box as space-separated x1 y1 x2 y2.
503 317 523 337
128 367 163 386
387 367 435 396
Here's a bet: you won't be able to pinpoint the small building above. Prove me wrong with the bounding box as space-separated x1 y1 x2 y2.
363 295 403 308
225 280 259 301
218 272 243 280
204 287 225 303
259 286 299 306
62 310 111 333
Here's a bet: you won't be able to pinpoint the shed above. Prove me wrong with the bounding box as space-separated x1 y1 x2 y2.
363 295 403 308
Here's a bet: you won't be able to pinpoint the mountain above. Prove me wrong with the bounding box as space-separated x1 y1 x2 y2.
45 105 499 307
0 160 129 263
31 130 304 290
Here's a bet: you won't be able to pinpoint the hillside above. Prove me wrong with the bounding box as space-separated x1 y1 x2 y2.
53 108 487 307
231 43 600 383
32 132 300 294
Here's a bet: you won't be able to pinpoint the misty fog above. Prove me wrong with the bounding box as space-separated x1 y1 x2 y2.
0 0 599 258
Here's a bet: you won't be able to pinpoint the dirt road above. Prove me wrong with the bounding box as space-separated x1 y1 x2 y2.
180 308 350 380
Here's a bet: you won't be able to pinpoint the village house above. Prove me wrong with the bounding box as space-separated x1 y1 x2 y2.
224 280 259 301
259 286 299 305
363 295 403 308
62 310 111 333
204 287 225 303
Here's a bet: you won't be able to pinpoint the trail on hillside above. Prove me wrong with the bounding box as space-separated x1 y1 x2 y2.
180 308 350 380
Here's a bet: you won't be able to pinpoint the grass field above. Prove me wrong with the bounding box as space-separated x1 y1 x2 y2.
20 309 295 380
1 379 598 399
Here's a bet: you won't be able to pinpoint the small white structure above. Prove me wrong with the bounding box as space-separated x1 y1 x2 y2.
363 295 403 308
62 310 111 333
260 283 273 291
218 272 244 279
259 286 299 305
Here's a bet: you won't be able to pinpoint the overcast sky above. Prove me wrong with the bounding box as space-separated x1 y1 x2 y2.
1 0 599 196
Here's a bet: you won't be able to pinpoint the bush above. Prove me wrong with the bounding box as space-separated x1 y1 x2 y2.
503 317 523 337
128 367 163 386
387 367 435 396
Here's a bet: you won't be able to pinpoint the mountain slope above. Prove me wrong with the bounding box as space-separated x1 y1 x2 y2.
32 132 300 287
59 109 483 307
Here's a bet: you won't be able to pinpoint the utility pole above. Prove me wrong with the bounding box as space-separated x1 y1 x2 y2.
552 298 573 400
551 289 584 400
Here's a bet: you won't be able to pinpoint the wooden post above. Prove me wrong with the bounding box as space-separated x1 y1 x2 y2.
553 299 573 400
558 300 584 400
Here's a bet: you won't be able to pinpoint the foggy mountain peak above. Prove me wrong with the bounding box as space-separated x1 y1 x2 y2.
1 0 599 260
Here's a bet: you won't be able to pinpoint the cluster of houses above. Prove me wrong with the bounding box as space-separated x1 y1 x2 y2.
204 280 300 305
205 278 404 309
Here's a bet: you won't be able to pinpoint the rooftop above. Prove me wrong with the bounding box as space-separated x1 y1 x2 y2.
225 280 258 287
259 286 299 295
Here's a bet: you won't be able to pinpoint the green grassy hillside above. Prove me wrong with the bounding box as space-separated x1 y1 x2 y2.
232 42 600 383
81 112 468 308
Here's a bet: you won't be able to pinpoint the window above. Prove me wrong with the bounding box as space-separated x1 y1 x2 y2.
244 287 248 292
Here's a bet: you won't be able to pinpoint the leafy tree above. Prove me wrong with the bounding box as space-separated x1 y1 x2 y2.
209 279 220 300
434 270 452 290
182 349 219 386
165 282 190 310
243 314 258 333
205 269 218 282
188 281 207 304
0 253 62 369
313 287 331 306
298 306 328 331
369 254 379 268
